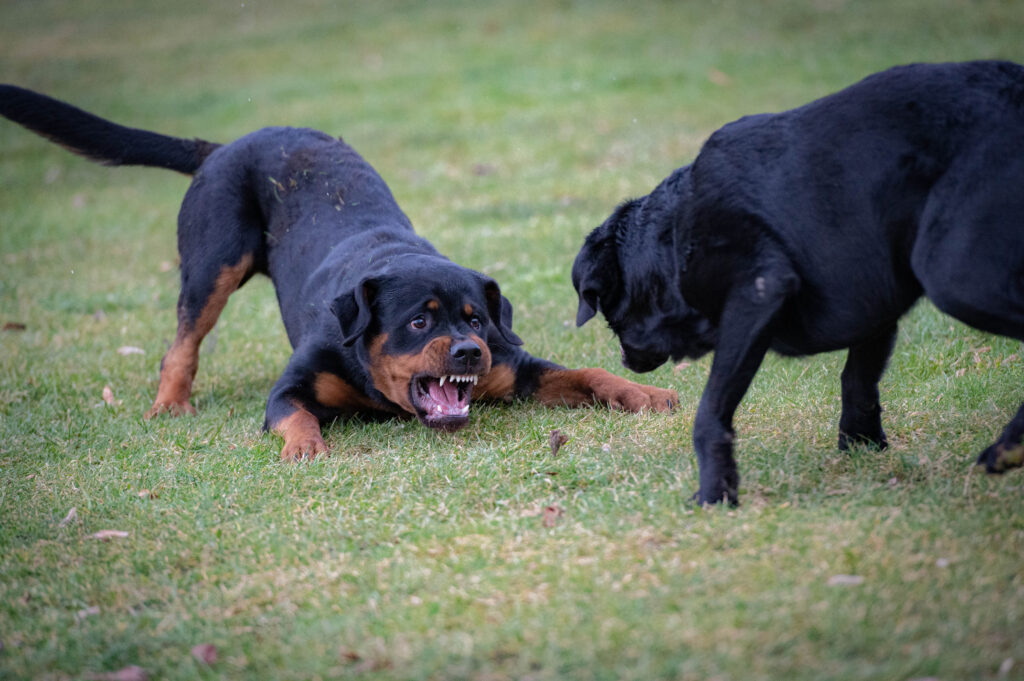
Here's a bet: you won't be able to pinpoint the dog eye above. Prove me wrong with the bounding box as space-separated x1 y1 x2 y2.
410 315 428 330
469 315 482 331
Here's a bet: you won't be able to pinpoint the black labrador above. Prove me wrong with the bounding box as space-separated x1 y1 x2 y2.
573 60 1024 504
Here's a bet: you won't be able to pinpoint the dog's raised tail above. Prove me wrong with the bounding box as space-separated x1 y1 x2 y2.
0 84 219 175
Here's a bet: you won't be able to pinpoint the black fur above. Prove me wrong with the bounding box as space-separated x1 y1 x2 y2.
574 60 1024 505
1 85 677 460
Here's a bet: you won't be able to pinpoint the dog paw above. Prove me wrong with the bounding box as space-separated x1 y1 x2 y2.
591 375 678 413
639 385 679 412
280 435 329 462
976 440 1024 474
837 429 888 452
144 400 197 419
690 487 739 507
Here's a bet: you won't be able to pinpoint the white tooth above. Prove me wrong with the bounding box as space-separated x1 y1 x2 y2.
472 376 478 385
440 376 447 386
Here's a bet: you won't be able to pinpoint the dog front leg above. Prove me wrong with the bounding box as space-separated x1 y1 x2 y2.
838 325 897 451
268 400 328 462
534 367 678 412
264 351 331 462
692 273 793 506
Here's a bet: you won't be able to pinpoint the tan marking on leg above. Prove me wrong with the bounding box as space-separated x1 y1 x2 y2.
145 254 253 418
272 404 327 462
534 367 678 413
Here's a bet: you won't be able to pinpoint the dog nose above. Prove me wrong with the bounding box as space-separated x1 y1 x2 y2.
451 339 483 364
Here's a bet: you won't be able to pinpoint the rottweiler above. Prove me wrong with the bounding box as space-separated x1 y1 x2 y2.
0 85 677 460
572 60 1024 505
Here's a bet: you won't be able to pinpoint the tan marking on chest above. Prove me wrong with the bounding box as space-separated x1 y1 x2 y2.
474 364 516 400
313 372 380 411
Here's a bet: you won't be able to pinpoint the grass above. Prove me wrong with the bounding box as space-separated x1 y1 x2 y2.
1 1 1023 679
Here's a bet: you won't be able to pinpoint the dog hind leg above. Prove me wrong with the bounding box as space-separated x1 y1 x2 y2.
912 154 1024 473
145 178 264 418
145 253 255 417
977 403 1024 473
838 324 897 451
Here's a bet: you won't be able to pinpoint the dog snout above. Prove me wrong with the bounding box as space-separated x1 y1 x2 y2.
450 339 484 369
620 343 668 373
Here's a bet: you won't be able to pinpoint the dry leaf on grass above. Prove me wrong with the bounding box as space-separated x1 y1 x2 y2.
2 321 27 332
89 530 130 541
137 489 158 499
549 429 569 456
83 666 148 681
191 643 218 665
827 574 864 587
542 505 564 528
75 605 101 622
707 67 733 86
101 385 122 407
59 507 78 527
117 346 145 356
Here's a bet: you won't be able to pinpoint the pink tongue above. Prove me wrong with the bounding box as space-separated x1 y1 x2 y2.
428 380 462 407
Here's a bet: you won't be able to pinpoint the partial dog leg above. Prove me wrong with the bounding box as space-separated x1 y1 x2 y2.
977 403 1024 473
838 324 897 451
264 347 338 461
692 270 795 506
478 345 679 413
910 157 1024 474
146 253 254 418
533 367 678 412
268 401 328 462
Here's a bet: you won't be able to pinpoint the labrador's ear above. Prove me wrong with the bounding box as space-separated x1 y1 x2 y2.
480 277 523 346
575 286 599 327
330 277 379 346
572 219 621 327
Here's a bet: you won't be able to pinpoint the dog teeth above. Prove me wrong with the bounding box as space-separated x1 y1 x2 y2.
441 375 478 385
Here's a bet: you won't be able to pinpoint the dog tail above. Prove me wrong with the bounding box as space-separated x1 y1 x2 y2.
0 84 220 175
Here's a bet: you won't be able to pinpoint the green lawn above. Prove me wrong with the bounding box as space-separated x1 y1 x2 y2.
2 1 1023 679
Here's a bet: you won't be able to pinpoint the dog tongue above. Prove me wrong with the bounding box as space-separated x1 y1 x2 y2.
428 379 463 409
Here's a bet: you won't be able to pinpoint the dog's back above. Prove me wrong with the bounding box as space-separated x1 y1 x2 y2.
686 61 1024 349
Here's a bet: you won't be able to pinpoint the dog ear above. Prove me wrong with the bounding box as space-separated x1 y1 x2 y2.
330 277 379 346
572 237 612 327
575 288 599 327
481 277 523 346
573 203 634 327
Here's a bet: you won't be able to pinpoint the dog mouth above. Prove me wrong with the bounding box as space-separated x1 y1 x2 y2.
620 344 670 373
409 373 480 431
